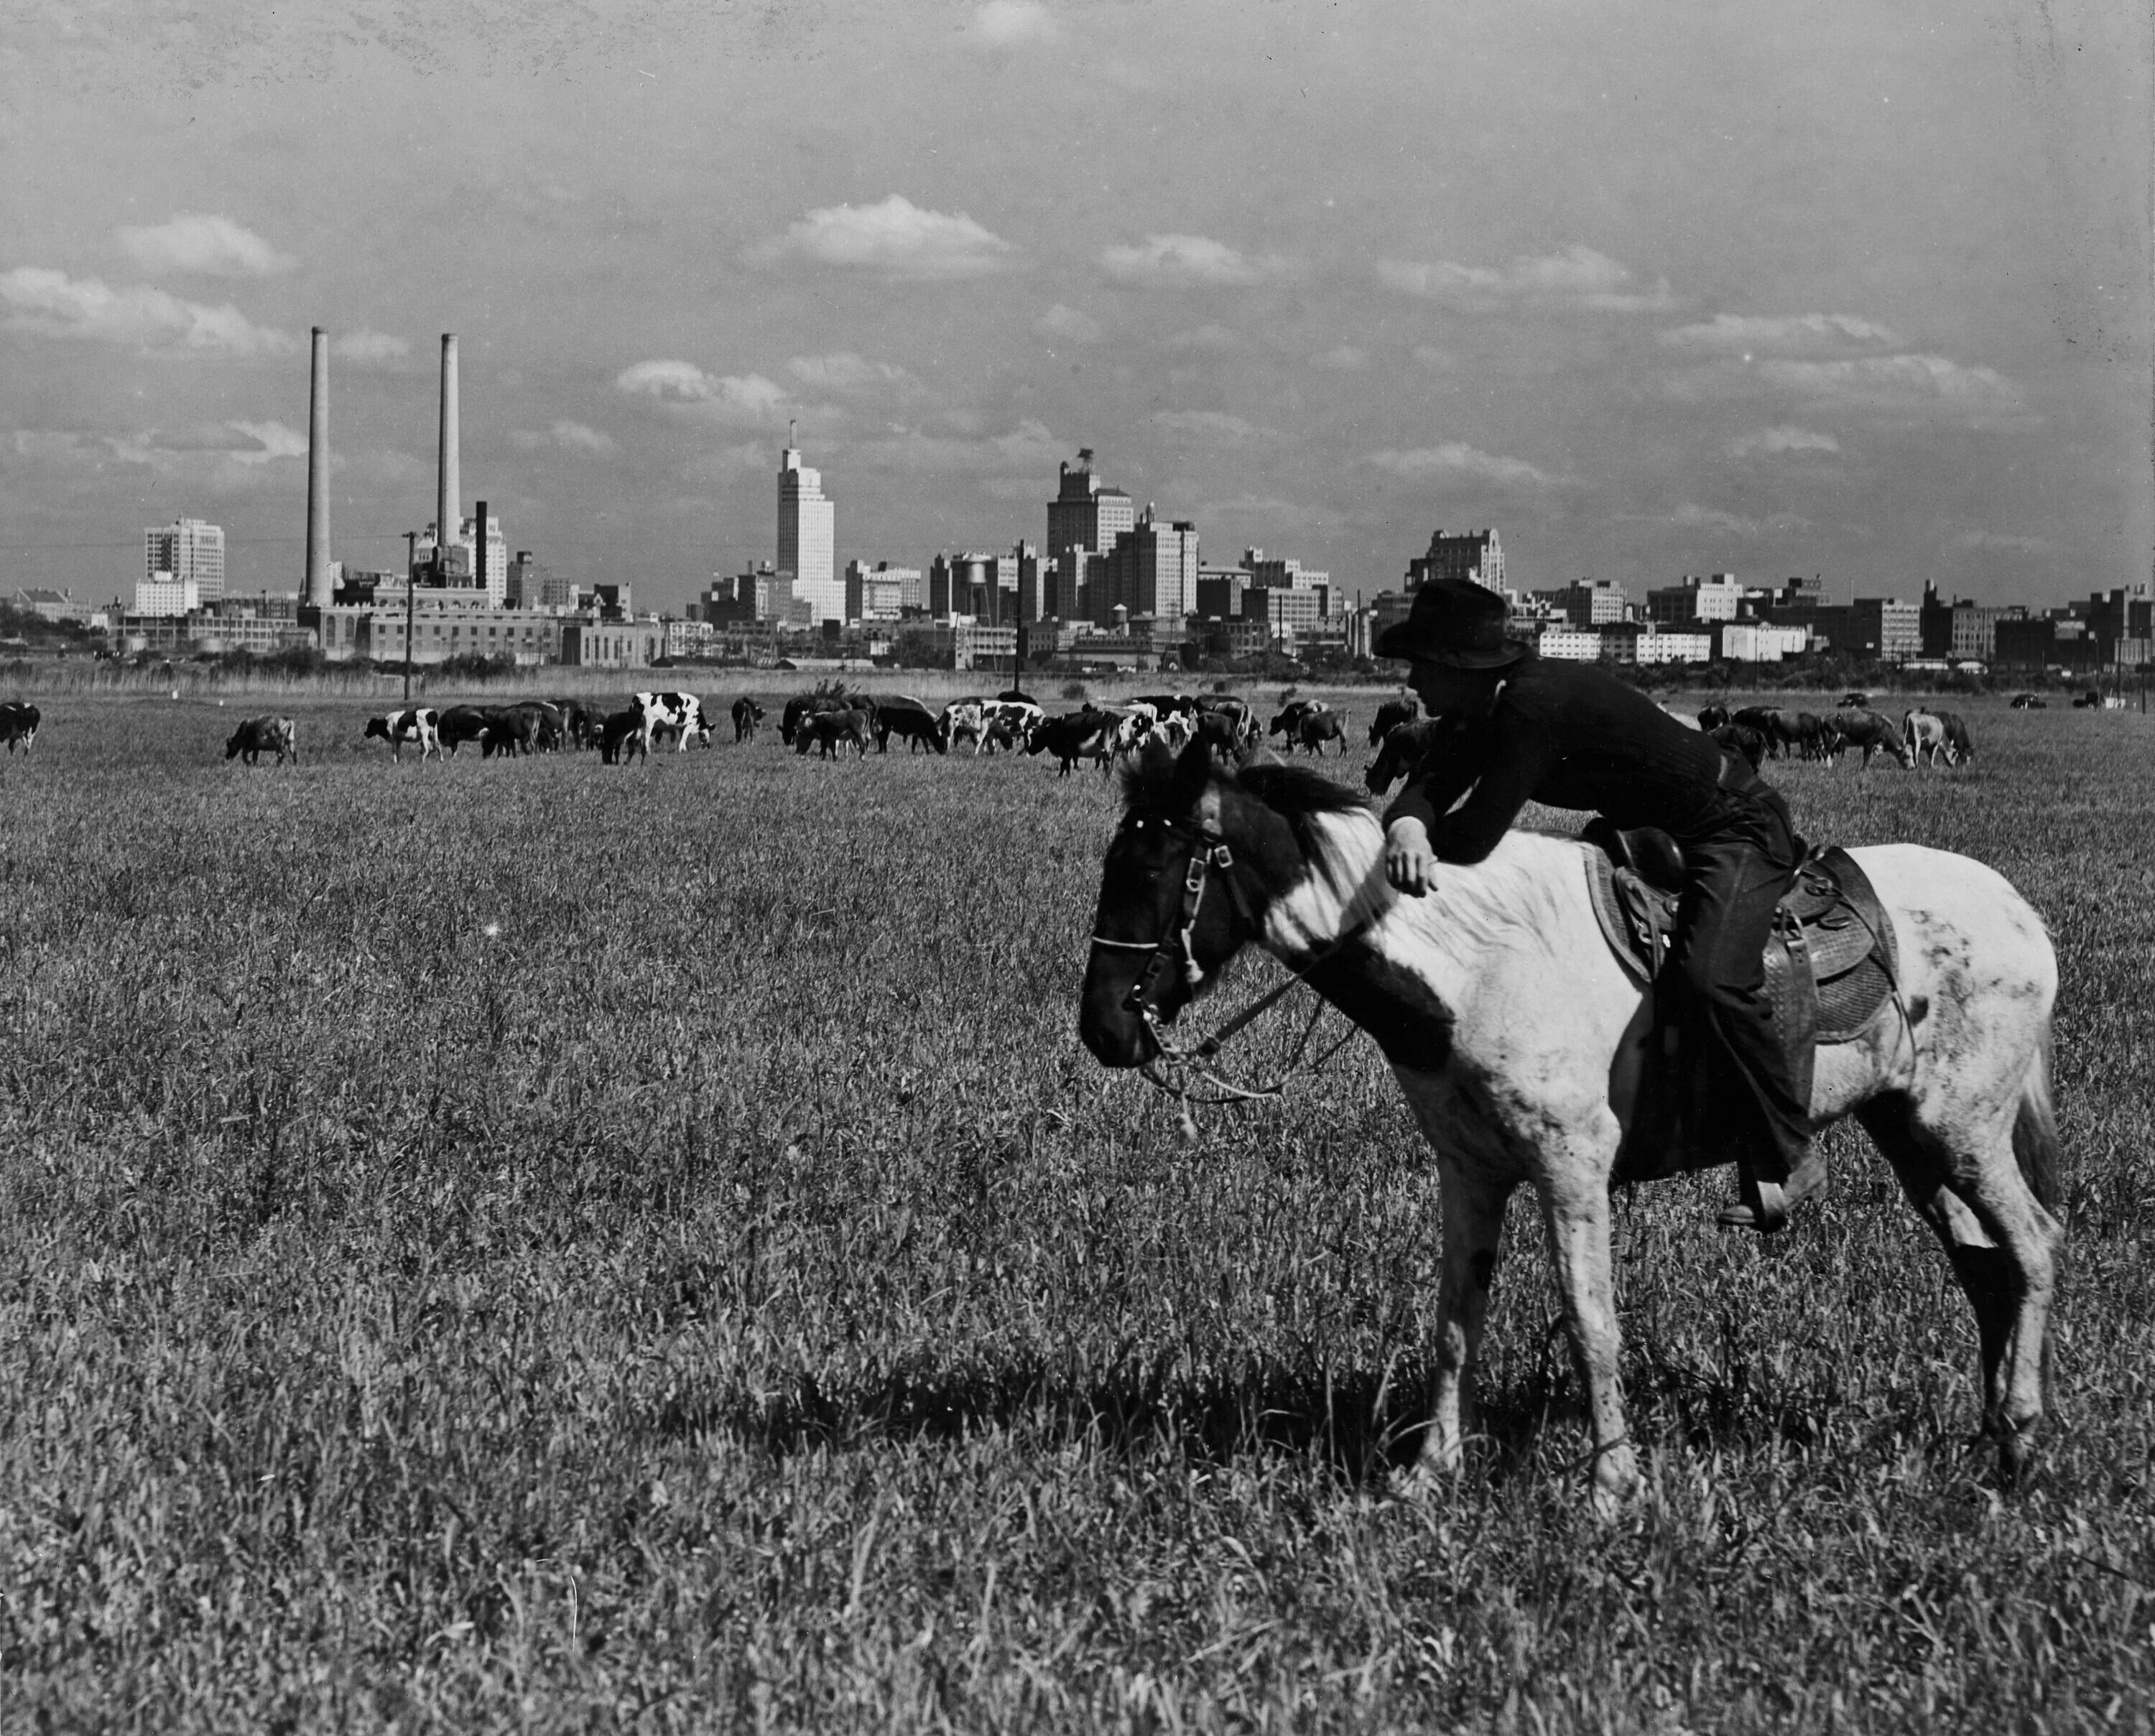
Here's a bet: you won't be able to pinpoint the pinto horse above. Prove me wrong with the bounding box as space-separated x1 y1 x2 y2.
1080 744 2064 1513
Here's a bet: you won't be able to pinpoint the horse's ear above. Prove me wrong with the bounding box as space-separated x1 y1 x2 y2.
1174 735 1215 802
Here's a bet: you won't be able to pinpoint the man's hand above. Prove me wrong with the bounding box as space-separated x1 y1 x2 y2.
1385 817 1436 896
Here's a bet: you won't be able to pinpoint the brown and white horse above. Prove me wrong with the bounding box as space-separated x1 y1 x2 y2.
1080 744 2064 1513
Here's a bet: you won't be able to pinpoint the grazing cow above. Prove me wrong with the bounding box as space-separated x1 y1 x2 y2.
1269 698 1325 742
636 691 711 752
1823 707 1913 769
1026 710 1115 776
731 697 767 743
1366 717 1457 794
1368 695 1421 748
1781 711 1831 761
362 706 441 762
779 691 853 746
225 715 297 766
0 700 42 753
551 698 605 749
1292 707 1348 757
1904 709 1952 768
512 700 565 753
876 697 945 754
995 687 1039 706
599 707 646 764
1708 722 1768 772
2010 692 2047 710
477 705 538 758
940 698 989 754
1695 702 1730 732
983 698 1046 744
1729 706 1790 758
795 707 871 759
1840 692 1871 709
1937 710 1975 765
1193 694 1255 748
435 705 492 756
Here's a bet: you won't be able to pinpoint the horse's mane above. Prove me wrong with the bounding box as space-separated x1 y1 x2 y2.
1119 752 1374 842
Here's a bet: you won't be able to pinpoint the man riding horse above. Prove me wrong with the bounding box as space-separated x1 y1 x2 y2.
1377 577 1825 1230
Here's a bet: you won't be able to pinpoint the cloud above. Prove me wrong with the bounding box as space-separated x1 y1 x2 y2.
1412 345 1455 369
1660 501 1801 537
1952 529 2053 555
1730 425 1841 458
1034 302 1101 344
845 417 1064 475
1149 409 1278 445
748 195 1019 280
0 267 295 355
973 1 1057 46
117 213 295 277
1662 312 1901 354
787 351 917 391
1167 322 1238 351
331 330 410 367
511 419 618 453
1376 245 1672 312
1315 344 1370 371
1099 233 1287 288
221 419 308 463
16 419 312 491
1753 353 2024 415
616 360 788 424
1365 443 1559 486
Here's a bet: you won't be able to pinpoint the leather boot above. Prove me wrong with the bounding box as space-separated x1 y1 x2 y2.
1717 1146 1825 1232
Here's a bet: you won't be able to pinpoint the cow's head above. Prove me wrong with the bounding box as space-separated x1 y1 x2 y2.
363 717 390 741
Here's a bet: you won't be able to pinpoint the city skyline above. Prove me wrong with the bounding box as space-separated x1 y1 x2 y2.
4 3 2148 616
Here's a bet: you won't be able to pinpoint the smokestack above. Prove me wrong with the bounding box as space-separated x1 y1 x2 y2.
437 333 460 570
474 498 488 600
305 328 331 606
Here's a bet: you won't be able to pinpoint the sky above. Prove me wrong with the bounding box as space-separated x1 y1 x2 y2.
3 0 2149 614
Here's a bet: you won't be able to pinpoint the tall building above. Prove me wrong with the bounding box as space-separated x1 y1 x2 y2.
145 517 225 603
777 440 838 624
1095 506 1200 627
1646 573 1745 626
1047 448 1135 574
1406 528 1502 596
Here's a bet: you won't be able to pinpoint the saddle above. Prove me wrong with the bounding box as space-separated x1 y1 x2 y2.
1580 818 1901 1181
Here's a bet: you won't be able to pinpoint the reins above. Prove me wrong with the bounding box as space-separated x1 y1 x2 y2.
1090 813 1374 1129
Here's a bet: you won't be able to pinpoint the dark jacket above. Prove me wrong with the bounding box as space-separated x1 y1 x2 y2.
1384 655 1735 863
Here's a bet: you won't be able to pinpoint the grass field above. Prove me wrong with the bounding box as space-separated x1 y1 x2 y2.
3 689 2152 1732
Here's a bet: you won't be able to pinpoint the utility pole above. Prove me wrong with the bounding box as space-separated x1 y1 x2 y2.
402 531 420 707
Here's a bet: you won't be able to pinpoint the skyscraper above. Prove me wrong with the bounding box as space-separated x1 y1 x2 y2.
777 437 838 625
145 517 226 603
1046 448 1134 588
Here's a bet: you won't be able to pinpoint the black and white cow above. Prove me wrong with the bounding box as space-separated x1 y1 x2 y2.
0 701 41 753
226 715 297 766
362 706 441 762
940 698 990 754
1937 710 1975 765
635 691 711 753
980 699 1044 753
1025 710 1115 776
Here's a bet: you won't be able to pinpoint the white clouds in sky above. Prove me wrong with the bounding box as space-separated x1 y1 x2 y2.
616 360 787 424
1033 302 1101 344
0 267 295 354
117 213 295 277
973 1 1057 47
1149 409 1278 445
1662 313 1901 353
331 330 409 367
222 419 308 462
1376 245 1672 312
512 419 617 453
1730 425 1840 458
845 417 1064 475
1754 353 2024 415
787 351 916 391
1167 322 1238 351
749 195 1019 281
1315 345 1370 371
1099 234 1287 289
1365 443 1557 486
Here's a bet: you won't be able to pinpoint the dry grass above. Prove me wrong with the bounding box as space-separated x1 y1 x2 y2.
1 691 2150 1732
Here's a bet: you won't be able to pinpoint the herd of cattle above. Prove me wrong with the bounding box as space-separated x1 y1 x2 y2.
0 687 1996 783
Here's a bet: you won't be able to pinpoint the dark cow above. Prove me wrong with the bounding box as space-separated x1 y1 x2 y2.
1781 711 1830 761
477 705 537 758
636 691 711 752
1823 707 1912 769
435 705 491 756
1193 694 1255 748
225 715 297 766
1026 710 1115 776
996 687 1039 706
1368 695 1420 747
1269 699 1322 741
551 698 604 750
1840 692 1871 710
362 706 440 762
1937 710 1975 764
1293 707 1348 757
1366 717 1457 794
795 707 871 759
0 701 42 753
599 707 646 764
875 697 945 754
780 691 852 746
731 697 767 743
1730 706 1788 758
512 700 564 752
2009 692 2047 710
1695 702 1731 732
1708 722 1768 772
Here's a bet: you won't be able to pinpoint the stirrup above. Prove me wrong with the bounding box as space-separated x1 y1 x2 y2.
1716 1180 1789 1233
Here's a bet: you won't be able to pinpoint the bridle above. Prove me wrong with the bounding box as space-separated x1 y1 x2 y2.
1090 808 1368 1119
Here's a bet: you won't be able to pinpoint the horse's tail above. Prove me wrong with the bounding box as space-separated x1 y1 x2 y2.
2011 1029 2063 1213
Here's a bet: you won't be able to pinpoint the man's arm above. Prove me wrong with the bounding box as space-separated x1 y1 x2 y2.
1424 723 1555 864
